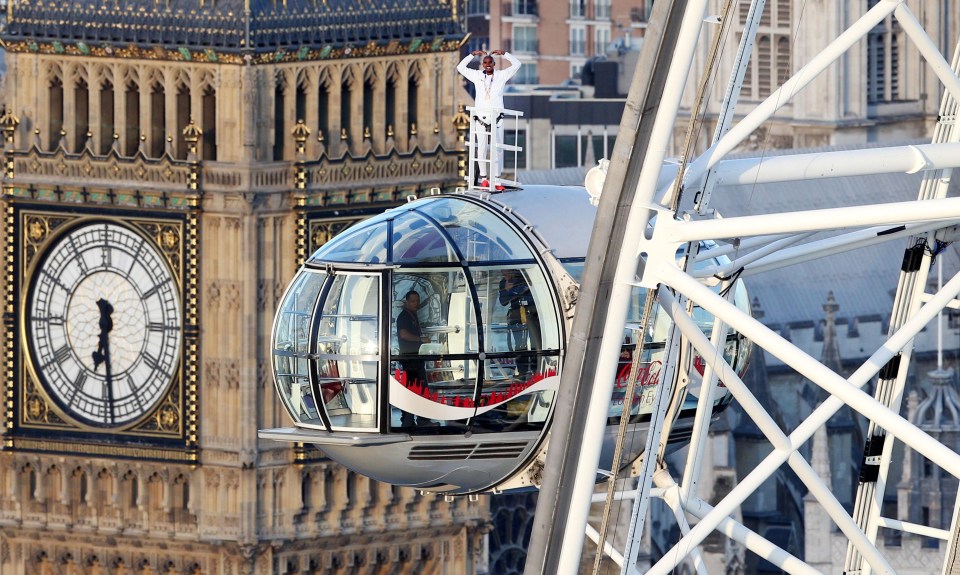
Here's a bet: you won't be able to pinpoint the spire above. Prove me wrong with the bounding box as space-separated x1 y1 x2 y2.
820 291 842 374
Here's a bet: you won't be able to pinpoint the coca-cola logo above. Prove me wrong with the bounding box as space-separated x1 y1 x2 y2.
614 360 662 390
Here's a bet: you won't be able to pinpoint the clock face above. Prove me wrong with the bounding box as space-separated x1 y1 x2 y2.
26 221 182 428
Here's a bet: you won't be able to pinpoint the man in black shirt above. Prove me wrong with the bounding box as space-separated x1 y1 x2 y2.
396 290 430 427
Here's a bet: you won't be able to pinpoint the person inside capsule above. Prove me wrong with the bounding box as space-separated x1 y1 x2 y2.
396 290 432 427
498 268 541 376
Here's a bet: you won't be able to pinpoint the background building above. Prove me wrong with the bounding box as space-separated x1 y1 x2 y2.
0 0 492 573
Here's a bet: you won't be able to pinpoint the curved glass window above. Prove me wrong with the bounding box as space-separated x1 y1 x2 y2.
417 198 535 262
272 270 326 428
393 211 459 263
319 222 389 264
316 273 381 431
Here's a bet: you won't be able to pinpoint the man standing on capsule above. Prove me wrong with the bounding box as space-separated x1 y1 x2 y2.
457 49 521 191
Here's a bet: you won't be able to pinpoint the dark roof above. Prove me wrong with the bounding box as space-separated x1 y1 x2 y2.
1 0 462 55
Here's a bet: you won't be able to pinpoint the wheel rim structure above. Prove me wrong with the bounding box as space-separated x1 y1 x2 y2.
525 1 960 574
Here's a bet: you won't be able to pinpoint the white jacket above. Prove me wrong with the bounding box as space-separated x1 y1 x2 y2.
457 52 522 118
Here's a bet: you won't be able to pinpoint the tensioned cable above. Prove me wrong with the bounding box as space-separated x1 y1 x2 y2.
588 1 743 572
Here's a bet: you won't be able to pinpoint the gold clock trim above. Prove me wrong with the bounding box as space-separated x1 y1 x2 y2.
17 212 188 435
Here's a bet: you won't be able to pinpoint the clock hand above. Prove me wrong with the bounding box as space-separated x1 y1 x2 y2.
92 298 116 424
91 298 114 371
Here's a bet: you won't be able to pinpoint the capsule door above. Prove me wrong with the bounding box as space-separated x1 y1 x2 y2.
313 270 384 432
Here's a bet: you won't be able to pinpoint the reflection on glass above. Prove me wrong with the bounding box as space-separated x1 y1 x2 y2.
318 222 389 263
272 271 326 428
471 358 559 433
317 273 380 431
418 198 535 262
392 211 457 262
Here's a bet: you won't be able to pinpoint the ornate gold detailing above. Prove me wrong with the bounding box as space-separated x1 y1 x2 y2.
292 119 310 157
2 37 464 63
160 226 179 250
308 218 359 254
453 104 470 178
183 117 203 147
14 211 197 455
0 108 20 146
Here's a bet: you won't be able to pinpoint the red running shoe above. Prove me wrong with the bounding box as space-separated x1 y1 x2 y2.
480 178 490 188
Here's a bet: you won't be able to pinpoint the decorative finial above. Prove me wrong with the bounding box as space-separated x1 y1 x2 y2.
340 127 348 141
452 104 469 134
291 119 310 156
182 116 203 158
0 108 20 145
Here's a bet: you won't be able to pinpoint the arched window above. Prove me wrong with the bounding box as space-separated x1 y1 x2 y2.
125 81 140 156
363 75 375 141
74 78 89 152
72 468 88 506
150 82 165 157
202 86 217 160
176 84 190 160
776 36 791 88
296 78 307 126
386 70 398 139
48 76 64 150
757 35 772 98
318 77 330 143
340 80 351 142
100 80 115 155
274 78 286 161
407 70 420 137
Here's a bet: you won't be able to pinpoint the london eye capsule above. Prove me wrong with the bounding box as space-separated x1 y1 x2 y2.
259 185 751 494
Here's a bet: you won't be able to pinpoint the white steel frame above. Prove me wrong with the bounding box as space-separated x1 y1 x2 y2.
545 0 960 574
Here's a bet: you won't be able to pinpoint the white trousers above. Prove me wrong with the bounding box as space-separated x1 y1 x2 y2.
474 116 504 178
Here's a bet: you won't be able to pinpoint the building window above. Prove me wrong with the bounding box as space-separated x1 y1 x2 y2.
74 78 89 153
124 81 139 156
274 81 286 161
176 84 190 160
738 0 792 100
513 0 537 16
100 80 114 155
467 0 489 15
594 0 610 19
569 0 584 18
570 63 583 80
150 82 165 158
202 86 217 160
570 26 586 56
629 0 653 23
503 130 526 170
407 73 419 134
741 33 790 100
468 37 489 54
514 62 538 85
757 36 771 97
594 27 611 55
867 8 902 104
48 76 63 150
513 26 539 54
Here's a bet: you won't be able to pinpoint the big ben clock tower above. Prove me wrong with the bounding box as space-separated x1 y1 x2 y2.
0 0 489 572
